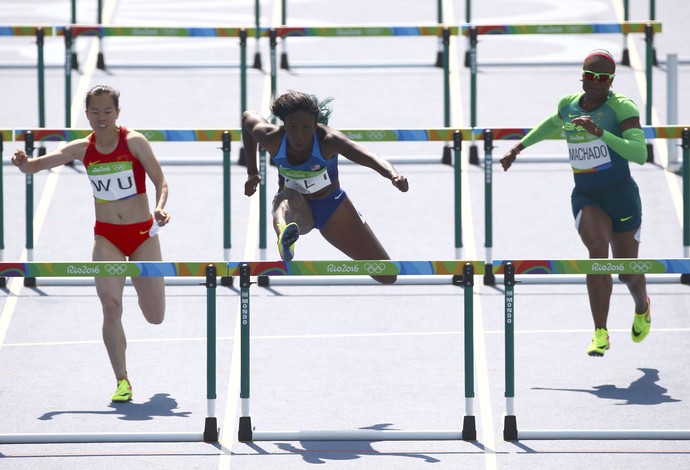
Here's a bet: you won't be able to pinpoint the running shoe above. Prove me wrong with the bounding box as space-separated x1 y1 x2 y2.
587 328 610 357
631 296 651 343
277 222 300 261
111 379 132 402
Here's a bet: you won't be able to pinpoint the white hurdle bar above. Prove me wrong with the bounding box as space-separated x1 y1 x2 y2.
0 432 205 444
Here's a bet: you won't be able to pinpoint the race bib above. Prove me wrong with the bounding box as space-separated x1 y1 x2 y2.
280 166 332 194
87 161 137 201
567 137 612 173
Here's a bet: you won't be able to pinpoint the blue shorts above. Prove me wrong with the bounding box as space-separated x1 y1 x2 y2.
308 189 348 229
571 179 642 233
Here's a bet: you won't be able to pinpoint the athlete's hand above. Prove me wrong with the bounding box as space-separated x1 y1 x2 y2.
154 208 171 227
500 152 516 171
391 174 409 192
11 149 31 173
571 115 602 137
244 173 262 196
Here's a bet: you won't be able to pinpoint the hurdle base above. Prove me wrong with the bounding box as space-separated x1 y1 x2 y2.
503 415 518 441
24 277 36 287
452 274 465 286
257 275 270 287
280 52 289 69
681 273 690 285
0 276 5 288
238 416 254 442
203 417 219 442
220 276 234 287
97 52 106 70
483 263 495 286
462 416 477 441
469 145 479 165
646 143 654 164
442 145 452 165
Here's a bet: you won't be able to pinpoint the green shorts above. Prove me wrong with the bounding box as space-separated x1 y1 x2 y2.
571 179 642 233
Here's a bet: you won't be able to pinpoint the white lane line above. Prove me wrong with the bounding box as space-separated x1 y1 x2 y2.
612 2 684 228
217 2 280 465
445 0 497 467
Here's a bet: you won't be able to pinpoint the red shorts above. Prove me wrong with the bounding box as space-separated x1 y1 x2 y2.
94 216 154 257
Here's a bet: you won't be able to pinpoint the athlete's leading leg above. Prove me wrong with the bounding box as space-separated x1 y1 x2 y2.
611 229 648 312
577 205 614 329
319 197 396 284
93 236 128 382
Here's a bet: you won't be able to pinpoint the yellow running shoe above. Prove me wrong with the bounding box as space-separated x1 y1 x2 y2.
277 222 300 261
587 328 610 357
111 379 132 402
631 296 651 343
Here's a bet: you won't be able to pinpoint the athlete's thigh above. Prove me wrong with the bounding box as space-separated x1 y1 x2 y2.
320 198 390 260
93 236 127 307
611 229 640 258
577 205 613 250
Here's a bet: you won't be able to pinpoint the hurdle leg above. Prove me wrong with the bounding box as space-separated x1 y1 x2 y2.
204 265 219 442
462 263 476 440
502 262 518 440
237 264 254 442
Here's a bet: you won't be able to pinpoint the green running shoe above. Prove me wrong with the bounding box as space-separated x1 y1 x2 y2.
111 379 132 402
631 296 651 343
587 328 610 357
277 222 300 261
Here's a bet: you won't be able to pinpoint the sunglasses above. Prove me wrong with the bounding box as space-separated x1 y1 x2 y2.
582 70 615 82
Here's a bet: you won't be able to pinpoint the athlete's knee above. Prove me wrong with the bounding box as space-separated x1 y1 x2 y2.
142 305 165 325
618 273 644 286
99 295 123 320
584 240 609 258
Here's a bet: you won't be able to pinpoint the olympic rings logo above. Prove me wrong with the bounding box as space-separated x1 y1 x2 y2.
366 131 386 141
112 163 128 172
363 262 387 274
630 261 653 273
105 264 128 275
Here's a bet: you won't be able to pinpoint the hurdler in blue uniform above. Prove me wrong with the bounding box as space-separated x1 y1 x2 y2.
242 90 409 283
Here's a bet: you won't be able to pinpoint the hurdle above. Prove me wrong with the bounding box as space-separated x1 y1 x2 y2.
54 25 258 127
252 128 468 280
12 128 238 286
497 258 690 440
461 21 662 164
276 2 448 69
0 261 225 444
232 260 480 442
0 25 51 127
477 125 690 286
265 25 458 128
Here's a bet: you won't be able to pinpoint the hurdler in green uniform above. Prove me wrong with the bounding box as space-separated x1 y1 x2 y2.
500 49 651 358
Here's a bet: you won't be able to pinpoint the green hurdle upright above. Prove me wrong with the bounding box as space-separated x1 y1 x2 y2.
499 258 690 440
234 260 480 442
